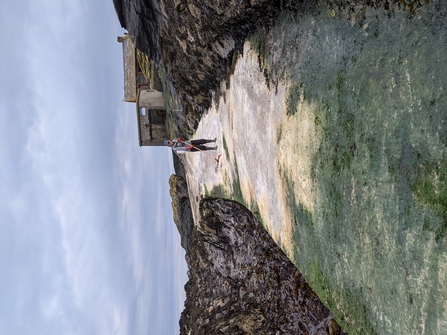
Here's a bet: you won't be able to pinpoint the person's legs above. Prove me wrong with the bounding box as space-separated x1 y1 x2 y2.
194 145 217 151
191 138 217 145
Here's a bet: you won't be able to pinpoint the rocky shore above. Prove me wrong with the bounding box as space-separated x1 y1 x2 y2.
113 0 438 333
169 175 346 335
114 0 424 129
114 0 290 138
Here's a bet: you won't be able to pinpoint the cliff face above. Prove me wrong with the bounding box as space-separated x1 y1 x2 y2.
169 175 194 253
113 0 162 62
169 175 346 335
114 0 283 113
113 0 425 139
158 0 282 110
114 0 423 114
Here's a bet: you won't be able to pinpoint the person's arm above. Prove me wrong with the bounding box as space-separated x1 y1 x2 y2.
172 146 186 153
173 140 187 149
172 145 193 153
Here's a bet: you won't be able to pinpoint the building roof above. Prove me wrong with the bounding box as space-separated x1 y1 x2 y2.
135 88 143 146
119 36 137 102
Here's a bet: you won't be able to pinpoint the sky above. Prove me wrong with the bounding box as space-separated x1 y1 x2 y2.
0 1 188 334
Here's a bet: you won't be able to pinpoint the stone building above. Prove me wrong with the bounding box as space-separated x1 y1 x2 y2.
118 35 168 146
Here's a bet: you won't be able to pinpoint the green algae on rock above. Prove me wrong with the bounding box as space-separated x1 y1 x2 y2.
254 1 447 333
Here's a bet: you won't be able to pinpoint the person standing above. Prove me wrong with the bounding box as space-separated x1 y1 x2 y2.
164 137 217 152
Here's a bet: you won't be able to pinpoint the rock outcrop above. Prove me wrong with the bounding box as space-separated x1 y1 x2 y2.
113 0 163 63
114 0 425 117
169 175 194 253
158 0 282 110
169 175 346 334
114 0 284 116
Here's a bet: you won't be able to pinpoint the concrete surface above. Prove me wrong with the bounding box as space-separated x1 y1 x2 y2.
179 2 447 333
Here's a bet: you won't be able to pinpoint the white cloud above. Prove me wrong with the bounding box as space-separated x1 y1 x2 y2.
1 1 187 334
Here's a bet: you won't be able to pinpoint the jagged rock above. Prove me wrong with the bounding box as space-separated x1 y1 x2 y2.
158 0 282 110
113 0 162 62
168 175 347 334
114 0 282 116
113 0 425 135
114 0 424 108
182 197 347 334
169 174 194 253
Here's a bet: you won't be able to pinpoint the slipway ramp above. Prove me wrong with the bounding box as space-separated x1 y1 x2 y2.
179 3 447 333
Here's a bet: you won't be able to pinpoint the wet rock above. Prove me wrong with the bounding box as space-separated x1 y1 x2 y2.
114 0 284 120
169 175 347 334
158 0 282 110
113 0 162 62
327 0 425 18
113 0 426 135
169 174 194 253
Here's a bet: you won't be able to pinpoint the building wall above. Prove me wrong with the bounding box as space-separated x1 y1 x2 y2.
138 109 168 146
138 89 165 109
139 113 151 144
119 37 169 146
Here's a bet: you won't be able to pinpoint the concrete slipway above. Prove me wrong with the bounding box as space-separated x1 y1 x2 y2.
178 2 447 334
